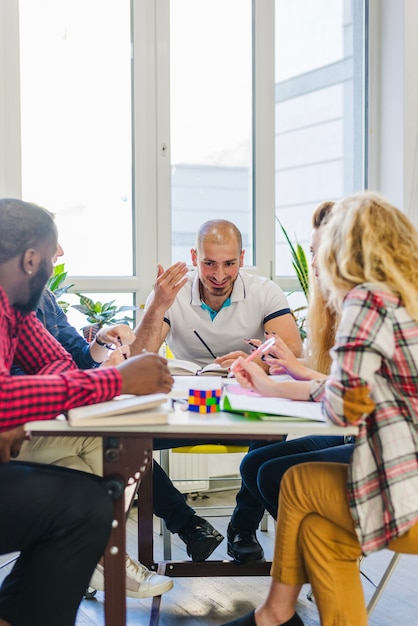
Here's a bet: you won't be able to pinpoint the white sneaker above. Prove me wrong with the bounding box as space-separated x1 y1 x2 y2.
89 555 173 598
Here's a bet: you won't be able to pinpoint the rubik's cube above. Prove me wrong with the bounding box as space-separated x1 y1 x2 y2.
188 388 221 413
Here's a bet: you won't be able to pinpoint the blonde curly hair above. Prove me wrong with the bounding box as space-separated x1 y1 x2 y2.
318 191 418 322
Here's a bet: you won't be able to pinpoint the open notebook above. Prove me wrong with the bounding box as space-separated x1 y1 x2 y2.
221 385 325 422
67 393 169 427
167 359 229 377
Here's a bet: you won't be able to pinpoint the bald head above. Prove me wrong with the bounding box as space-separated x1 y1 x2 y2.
196 220 242 254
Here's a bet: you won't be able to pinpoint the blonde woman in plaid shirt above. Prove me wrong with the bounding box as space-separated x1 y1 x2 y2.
223 192 418 626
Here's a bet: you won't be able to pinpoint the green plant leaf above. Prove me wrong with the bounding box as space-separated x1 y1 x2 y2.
72 293 139 327
276 218 310 300
276 218 310 342
46 263 73 311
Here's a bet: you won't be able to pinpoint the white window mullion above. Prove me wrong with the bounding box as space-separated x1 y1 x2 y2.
132 0 160 305
253 0 276 280
0 0 22 198
155 0 172 270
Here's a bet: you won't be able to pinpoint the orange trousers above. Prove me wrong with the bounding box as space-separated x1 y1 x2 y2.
271 462 418 626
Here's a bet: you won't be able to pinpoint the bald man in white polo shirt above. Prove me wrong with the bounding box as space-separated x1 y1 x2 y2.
131 220 302 564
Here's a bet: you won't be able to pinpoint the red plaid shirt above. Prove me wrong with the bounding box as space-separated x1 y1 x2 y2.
0 286 121 431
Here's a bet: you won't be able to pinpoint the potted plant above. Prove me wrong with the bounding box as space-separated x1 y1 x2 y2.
72 294 138 342
46 263 74 314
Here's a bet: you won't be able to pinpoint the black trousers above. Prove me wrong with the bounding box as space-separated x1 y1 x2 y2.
0 461 113 626
152 438 272 534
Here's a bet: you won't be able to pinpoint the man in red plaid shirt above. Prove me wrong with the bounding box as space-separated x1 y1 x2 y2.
0 198 173 626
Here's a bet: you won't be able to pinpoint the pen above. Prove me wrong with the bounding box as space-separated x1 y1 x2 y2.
228 336 276 377
244 338 276 359
192 328 217 360
118 335 128 360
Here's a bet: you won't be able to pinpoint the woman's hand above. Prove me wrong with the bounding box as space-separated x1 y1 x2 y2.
262 332 308 379
233 358 283 396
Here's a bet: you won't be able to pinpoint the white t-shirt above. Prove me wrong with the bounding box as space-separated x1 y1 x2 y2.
145 270 291 367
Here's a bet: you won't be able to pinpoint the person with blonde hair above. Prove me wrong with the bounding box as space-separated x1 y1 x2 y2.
236 200 354 521
304 200 338 375
223 191 418 626
266 199 338 378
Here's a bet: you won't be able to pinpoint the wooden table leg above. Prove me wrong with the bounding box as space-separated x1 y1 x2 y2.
102 435 153 626
103 487 127 626
137 453 154 567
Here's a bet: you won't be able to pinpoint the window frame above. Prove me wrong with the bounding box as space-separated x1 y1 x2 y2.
1 0 416 315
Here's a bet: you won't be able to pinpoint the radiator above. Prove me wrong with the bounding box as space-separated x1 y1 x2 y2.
154 450 209 493
168 451 210 493
154 450 246 494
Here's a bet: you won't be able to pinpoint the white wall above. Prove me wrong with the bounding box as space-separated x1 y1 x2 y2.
368 0 418 225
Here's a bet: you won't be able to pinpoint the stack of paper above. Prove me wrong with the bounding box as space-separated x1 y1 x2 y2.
67 393 169 427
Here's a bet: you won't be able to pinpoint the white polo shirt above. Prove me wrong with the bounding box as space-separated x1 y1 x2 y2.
146 270 291 367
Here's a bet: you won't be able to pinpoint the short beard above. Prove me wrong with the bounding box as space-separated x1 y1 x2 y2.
15 260 50 315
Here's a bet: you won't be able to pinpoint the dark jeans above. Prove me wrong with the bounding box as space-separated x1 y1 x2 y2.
0 461 113 626
153 438 274 534
240 435 355 519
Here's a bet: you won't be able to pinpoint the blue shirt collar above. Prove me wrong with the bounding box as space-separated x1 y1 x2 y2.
200 297 231 320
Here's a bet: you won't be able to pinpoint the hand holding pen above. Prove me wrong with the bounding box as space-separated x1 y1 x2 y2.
228 336 276 377
244 338 276 359
96 324 135 365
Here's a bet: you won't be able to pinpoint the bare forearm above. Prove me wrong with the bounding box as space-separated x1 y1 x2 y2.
130 307 166 355
89 340 110 362
283 360 327 381
261 378 313 400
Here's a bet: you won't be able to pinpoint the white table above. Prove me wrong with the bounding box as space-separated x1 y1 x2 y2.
28 406 358 626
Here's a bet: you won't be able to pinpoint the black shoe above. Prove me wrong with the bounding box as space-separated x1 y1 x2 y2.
227 523 265 564
222 611 304 626
178 515 224 562
221 609 256 626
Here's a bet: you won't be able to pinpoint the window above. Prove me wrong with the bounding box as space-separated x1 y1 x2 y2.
0 0 374 309
169 0 254 263
274 0 366 278
19 0 133 277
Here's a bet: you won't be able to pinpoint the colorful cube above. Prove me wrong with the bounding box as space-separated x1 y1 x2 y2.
188 388 221 413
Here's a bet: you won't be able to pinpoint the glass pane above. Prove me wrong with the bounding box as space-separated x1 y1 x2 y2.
276 1 345 81
170 0 253 264
19 0 132 276
275 0 365 275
